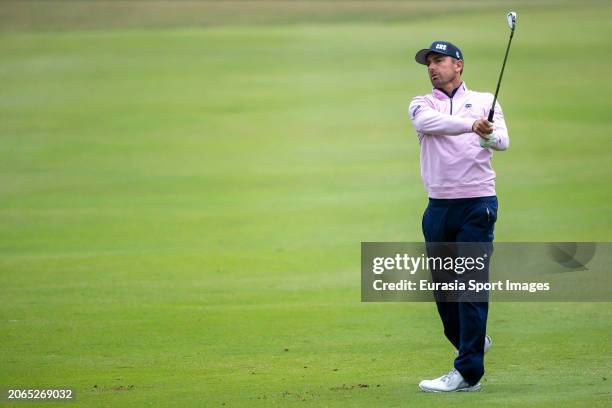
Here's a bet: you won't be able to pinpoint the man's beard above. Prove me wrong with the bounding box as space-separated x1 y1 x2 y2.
430 77 445 88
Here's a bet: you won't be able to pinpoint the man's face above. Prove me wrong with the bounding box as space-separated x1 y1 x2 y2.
426 53 463 88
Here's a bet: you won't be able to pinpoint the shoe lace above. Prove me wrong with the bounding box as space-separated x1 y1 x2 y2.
441 369 458 384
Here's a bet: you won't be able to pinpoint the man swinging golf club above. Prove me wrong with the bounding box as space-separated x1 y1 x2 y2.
408 13 516 393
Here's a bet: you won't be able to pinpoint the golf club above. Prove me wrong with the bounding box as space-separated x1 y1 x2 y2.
488 11 517 122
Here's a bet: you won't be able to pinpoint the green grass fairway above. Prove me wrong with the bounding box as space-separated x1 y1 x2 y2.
1 1 611 406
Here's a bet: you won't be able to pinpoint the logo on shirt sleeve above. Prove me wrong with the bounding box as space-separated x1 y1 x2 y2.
411 104 422 118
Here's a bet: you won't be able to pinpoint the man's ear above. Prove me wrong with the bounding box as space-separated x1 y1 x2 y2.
456 59 464 74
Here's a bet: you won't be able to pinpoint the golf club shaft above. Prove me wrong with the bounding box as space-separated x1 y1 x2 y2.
488 29 515 122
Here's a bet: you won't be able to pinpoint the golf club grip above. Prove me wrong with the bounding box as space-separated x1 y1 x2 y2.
487 109 495 123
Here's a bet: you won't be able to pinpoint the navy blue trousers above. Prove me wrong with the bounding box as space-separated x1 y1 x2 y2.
422 195 498 385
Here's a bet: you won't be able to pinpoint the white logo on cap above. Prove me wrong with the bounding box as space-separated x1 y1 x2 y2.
435 44 447 51
456 51 460 58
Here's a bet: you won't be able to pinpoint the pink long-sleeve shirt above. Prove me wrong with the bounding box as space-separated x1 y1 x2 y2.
408 82 509 199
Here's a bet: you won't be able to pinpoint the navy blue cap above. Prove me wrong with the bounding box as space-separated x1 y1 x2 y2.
415 41 463 65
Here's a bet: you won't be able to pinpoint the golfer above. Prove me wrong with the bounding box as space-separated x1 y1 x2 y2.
408 41 510 392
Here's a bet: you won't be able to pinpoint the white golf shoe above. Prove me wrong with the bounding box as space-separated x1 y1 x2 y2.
455 335 492 355
484 335 492 353
418 368 481 393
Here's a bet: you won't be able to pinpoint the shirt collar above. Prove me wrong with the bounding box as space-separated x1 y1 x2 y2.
432 82 468 100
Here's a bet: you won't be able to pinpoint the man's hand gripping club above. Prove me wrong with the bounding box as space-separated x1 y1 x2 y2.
472 118 498 148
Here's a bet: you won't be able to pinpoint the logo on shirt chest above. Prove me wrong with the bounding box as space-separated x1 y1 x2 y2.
465 103 472 109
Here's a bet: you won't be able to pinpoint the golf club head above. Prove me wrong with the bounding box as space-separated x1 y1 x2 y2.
507 11 517 31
